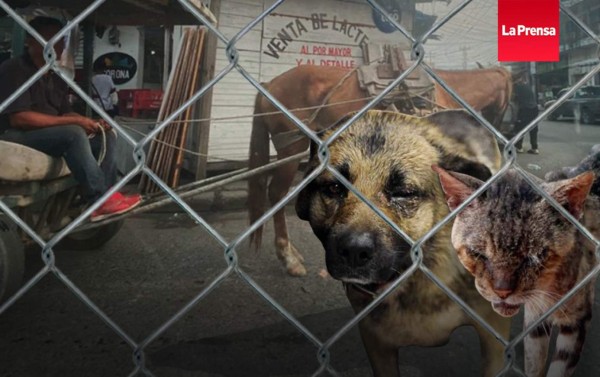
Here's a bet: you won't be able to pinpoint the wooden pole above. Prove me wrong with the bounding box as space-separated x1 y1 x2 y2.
159 28 195 189
162 25 172 91
139 27 186 192
82 21 95 119
171 27 206 187
144 28 191 193
194 0 220 180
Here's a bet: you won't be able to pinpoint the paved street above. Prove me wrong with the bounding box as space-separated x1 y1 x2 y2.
511 118 599 180
1 119 600 377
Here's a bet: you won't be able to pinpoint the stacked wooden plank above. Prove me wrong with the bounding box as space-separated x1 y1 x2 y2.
140 26 207 193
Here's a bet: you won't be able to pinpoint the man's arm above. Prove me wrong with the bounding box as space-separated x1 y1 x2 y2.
9 111 99 134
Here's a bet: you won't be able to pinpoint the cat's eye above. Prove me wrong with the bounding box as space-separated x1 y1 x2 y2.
524 256 537 267
467 248 488 261
539 247 549 260
523 247 549 267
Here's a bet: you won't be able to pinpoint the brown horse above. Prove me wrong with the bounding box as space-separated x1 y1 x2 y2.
248 64 512 276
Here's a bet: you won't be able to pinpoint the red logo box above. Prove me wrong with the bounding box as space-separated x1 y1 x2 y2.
498 0 559 62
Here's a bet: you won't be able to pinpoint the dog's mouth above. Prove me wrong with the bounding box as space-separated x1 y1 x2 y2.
344 276 399 298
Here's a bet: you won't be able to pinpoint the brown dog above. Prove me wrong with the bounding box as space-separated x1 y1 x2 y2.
295 110 511 376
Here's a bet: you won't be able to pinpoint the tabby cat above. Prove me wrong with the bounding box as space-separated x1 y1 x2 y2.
433 161 599 377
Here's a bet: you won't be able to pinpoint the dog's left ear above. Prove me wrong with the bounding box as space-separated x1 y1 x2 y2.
438 153 492 181
297 115 354 221
295 186 312 221
425 109 497 180
295 141 320 221
424 109 486 145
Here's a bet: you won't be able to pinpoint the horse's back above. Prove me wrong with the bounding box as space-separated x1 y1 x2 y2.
263 65 356 105
256 65 366 132
433 66 512 127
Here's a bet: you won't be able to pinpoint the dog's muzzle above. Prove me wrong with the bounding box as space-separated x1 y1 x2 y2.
325 230 396 285
336 230 376 268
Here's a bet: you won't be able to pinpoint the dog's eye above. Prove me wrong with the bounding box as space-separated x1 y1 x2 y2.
323 182 344 197
386 187 419 199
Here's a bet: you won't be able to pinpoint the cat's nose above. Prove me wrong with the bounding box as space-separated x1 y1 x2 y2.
493 288 514 299
492 272 517 299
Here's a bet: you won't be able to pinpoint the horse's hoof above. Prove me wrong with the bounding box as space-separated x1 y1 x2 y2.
289 243 304 263
286 262 307 277
277 243 307 277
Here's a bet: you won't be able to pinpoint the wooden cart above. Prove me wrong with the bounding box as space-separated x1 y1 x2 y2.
0 141 123 303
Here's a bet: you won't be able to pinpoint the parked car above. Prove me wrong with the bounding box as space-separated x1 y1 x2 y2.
542 87 569 111
544 86 600 124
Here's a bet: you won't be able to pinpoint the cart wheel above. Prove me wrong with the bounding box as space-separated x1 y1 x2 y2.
0 216 25 304
59 220 124 251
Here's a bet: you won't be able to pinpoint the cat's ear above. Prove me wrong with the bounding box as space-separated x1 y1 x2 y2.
432 165 484 211
548 171 595 219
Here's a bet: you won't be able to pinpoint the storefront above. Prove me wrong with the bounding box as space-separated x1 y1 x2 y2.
208 0 421 166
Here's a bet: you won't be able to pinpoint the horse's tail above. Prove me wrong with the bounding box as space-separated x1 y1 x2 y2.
495 67 514 128
248 86 270 249
503 67 513 110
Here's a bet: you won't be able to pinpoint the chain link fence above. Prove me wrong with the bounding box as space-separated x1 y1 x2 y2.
0 0 599 376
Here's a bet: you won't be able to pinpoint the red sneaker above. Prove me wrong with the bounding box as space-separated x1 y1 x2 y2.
121 193 142 206
111 192 143 206
90 192 142 222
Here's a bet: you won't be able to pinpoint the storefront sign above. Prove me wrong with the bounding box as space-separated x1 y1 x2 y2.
262 12 371 68
93 52 137 85
372 3 402 34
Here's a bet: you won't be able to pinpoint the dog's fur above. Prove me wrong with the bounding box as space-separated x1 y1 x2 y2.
295 110 510 377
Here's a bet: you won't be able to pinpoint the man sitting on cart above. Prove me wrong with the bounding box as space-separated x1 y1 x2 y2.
0 16 141 222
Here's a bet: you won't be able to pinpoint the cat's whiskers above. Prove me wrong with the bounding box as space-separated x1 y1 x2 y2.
543 291 569 317
529 289 568 318
524 291 558 324
524 293 546 322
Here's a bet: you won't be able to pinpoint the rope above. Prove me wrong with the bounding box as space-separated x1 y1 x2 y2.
92 123 107 165
117 84 436 127
118 122 237 162
113 83 438 162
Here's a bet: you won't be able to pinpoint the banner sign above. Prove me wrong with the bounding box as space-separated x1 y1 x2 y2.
498 0 559 62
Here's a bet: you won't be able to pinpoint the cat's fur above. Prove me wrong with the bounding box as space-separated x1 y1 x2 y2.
545 144 600 196
433 160 599 377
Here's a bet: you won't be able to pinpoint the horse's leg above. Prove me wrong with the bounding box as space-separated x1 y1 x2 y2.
270 139 309 277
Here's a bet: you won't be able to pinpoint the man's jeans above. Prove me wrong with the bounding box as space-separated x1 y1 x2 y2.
0 125 117 202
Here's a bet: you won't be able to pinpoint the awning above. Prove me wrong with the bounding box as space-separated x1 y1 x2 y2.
1 0 216 26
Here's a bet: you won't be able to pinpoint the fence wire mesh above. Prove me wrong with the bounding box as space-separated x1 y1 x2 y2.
0 0 599 376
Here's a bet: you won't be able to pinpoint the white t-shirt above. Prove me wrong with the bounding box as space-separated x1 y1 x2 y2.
91 73 116 111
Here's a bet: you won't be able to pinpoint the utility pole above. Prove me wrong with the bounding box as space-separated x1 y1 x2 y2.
524 61 538 104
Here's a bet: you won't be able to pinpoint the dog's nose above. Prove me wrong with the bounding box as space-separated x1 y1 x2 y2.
337 231 375 267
